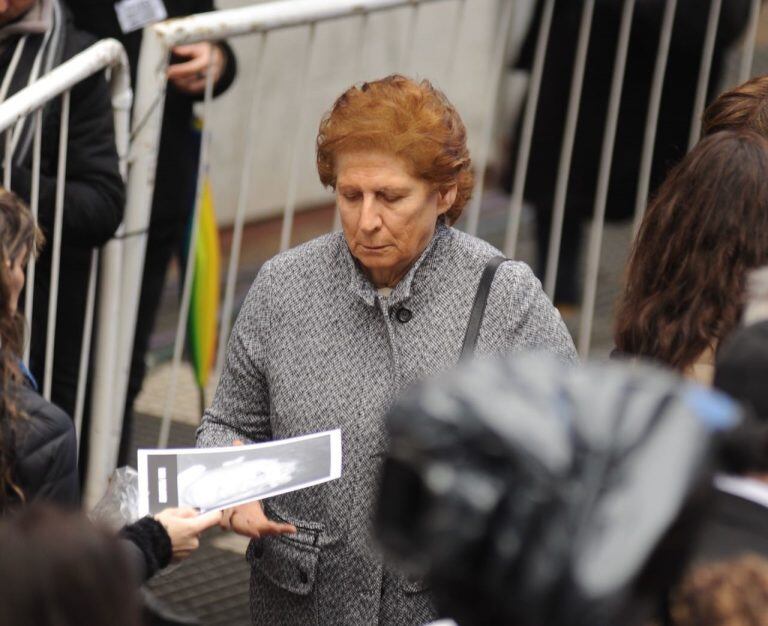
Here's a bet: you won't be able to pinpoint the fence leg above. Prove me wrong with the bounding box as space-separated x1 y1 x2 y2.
578 0 636 358
85 33 161 508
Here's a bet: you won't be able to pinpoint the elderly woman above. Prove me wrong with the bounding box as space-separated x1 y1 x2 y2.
196 75 577 625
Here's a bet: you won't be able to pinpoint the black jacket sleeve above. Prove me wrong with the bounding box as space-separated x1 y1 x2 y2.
12 386 79 508
119 516 173 582
5 27 125 249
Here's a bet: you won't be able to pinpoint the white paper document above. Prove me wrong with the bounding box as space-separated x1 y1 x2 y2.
137 430 342 516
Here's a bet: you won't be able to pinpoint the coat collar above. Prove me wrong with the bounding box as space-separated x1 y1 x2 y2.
342 221 450 308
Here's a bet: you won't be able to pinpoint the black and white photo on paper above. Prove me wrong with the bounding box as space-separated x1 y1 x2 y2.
137 430 342 516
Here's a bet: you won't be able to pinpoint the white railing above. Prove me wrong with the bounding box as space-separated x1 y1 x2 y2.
106 0 763 503
0 38 132 506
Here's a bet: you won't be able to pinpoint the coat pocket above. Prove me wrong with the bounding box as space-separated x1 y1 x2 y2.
248 533 321 596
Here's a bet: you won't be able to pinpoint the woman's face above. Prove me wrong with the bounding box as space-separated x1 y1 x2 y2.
336 151 456 288
5 247 26 315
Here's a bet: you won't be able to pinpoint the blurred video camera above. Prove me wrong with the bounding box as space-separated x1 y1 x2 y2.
375 355 741 626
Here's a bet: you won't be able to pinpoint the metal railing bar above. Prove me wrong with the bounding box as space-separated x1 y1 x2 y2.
43 89 70 400
354 11 371 81
401 3 420 74
158 45 217 448
445 0 467 89
688 0 722 150
152 0 448 48
3 131 10 188
215 32 269 380
23 109 42 365
632 0 677 236
739 0 761 83
463 0 516 236
543 0 594 300
74 249 98 445
578 0 636 358
279 23 318 253
332 11 372 233
503 0 555 258
0 39 127 133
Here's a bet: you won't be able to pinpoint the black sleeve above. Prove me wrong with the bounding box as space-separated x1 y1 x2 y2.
7 68 125 248
119 516 173 582
211 39 237 98
12 387 80 509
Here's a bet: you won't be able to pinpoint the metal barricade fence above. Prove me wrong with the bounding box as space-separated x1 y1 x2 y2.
0 38 132 505
102 0 764 505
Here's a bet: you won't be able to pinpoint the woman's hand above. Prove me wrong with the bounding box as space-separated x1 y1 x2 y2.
167 43 226 94
219 438 296 539
154 507 222 563
220 500 296 539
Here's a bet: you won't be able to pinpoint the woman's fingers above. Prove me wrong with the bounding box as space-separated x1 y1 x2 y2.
193 509 223 533
265 521 297 536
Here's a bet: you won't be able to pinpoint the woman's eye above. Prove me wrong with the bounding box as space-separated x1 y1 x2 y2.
381 194 403 203
342 193 361 201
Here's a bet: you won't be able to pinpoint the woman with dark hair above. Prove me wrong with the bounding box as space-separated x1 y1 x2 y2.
0 187 221 584
0 188 77 509
614 130 768 384
702 74 768 138
0 504 141 626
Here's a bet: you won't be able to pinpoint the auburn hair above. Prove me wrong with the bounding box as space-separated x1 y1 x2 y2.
316 74 474 224
0 188 44 511
614 131 768 371
702 75 768 138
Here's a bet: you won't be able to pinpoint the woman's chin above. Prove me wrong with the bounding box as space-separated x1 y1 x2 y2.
354 247 397 265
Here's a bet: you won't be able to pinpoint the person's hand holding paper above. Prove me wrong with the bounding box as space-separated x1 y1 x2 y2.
219 440 296 539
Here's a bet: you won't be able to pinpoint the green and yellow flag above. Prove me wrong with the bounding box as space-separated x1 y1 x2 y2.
188 176 220 391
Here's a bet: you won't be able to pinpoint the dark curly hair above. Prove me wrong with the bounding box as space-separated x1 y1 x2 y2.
670 555 768 626
0 188 44 510
614 130 768 372
316 74 474 225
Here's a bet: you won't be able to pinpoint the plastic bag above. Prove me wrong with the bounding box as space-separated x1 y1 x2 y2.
89 466 140 531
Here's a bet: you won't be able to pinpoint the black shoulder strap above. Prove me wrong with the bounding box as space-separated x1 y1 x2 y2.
460 256 507 360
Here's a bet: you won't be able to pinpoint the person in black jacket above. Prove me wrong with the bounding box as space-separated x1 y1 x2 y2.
506 0 754 306
692 319 768 563
0 0 125 436
0 187 78 509
64 0 237 466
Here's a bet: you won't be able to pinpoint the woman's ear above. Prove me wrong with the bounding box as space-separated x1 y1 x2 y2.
436 184 458 216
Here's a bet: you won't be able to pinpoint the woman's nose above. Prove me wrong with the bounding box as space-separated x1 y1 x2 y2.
359 195 383 233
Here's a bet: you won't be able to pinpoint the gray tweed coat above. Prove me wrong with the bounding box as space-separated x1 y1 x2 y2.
196 222 577 625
